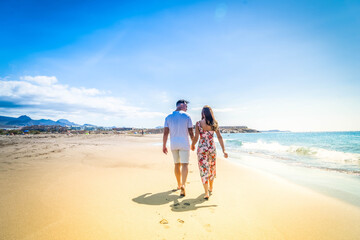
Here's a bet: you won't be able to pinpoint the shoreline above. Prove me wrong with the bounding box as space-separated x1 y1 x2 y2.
225 151 360 208
1 134 360 239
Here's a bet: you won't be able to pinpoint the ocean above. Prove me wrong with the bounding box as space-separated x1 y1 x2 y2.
221 131 360 175
218 131 360 206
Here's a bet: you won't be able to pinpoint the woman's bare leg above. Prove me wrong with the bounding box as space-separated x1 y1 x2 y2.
203 183 209 199
209 179 214 193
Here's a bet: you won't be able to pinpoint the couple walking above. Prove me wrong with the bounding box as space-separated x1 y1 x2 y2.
163 100 228 200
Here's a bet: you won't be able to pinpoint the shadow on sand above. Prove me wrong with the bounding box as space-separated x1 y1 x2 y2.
132 189 217 212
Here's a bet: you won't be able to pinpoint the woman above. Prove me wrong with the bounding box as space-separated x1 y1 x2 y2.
191 105 228 200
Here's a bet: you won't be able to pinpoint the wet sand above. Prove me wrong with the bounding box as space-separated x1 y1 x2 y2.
1 134 360 240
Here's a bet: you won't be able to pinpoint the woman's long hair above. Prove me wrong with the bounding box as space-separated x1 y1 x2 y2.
201 105 219 131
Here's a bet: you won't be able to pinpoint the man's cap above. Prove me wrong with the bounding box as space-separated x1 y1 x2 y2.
176 99 189 106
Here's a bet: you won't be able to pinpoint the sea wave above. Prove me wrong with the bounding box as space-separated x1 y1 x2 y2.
225 139 243 146
226 140 360 164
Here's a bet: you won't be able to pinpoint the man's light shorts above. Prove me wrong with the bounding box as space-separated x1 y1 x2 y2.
171 150 190 164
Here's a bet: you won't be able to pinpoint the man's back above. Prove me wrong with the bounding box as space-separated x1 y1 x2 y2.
165 111 193 150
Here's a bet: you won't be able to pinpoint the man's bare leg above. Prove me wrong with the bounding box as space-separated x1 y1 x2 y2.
180 163 188 196
174 163 181 189
181 163 188 186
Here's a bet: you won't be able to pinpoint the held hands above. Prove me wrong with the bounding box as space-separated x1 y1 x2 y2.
163 146 168 154
191 144 195 151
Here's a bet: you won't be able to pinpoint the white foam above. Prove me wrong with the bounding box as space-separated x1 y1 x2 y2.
237 140 360 164
313 148 360 164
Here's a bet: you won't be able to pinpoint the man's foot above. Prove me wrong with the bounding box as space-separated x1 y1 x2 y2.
209 189 213 195
180 186 186 197
204 194 209 200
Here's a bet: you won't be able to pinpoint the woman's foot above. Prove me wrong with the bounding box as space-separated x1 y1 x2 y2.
204 194 209 200
180 186 186 197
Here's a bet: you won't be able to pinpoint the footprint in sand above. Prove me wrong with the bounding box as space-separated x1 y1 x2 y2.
184 202 190 206
160 219 168 224
177 219 184 224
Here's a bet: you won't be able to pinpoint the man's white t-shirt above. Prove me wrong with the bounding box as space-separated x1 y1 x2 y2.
164 111 193 150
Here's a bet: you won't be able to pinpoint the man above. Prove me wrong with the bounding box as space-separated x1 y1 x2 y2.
163 99 194 197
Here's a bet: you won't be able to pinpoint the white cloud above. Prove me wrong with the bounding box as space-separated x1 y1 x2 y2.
21 75 58 85
0 76 166 126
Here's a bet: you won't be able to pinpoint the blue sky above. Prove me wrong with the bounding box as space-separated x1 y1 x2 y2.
1 0 359 131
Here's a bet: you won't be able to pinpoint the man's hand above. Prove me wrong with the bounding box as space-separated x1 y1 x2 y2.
163 146 168 154
163 127 169 155
191 144 195 151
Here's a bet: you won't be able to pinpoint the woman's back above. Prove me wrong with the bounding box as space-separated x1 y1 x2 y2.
199 119 213 132
197 120 215 149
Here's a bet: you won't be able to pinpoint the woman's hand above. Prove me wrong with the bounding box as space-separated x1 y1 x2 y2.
223 151 228 158
191 144 195 151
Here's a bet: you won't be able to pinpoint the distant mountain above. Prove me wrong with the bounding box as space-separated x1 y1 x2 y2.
0 116 20 126
5 115 34 126
56 119 78 126
0 115 81 127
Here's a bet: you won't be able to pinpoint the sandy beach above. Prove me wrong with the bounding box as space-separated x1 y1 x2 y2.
1 134 360 240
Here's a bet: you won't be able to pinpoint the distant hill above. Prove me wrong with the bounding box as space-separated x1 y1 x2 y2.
219 126 259 133
56 119 78 126
0 116 19 126
0 115 80 128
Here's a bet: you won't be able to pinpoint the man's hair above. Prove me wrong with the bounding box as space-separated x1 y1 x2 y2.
176 99 189 107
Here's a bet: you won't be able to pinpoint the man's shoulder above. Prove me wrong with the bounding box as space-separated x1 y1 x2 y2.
166 111 191 120
165 111 176 119
179 111 191 118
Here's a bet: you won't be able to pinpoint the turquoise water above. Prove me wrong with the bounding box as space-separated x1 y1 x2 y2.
220 131 360 175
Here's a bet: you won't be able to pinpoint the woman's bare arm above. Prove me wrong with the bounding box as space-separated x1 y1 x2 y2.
215 130 228 158
191 122 200 151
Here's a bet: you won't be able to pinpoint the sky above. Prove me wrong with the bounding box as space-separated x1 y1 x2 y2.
1 0 360 131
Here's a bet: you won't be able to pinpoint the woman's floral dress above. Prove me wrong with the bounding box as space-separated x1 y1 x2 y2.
197 121 216 184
